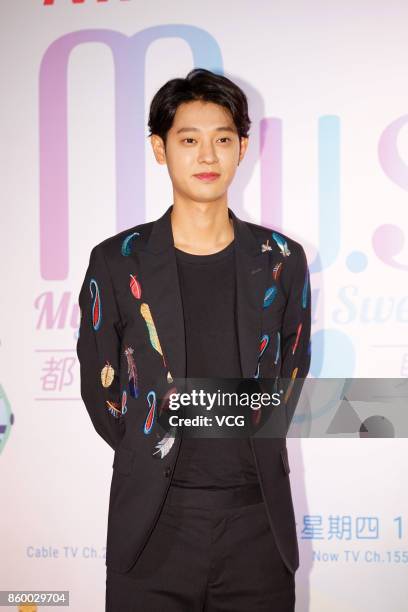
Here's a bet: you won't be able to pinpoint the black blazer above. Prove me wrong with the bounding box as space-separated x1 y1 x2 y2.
76 204 311 576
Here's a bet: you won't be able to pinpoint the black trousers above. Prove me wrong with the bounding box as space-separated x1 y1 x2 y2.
106 484 295 611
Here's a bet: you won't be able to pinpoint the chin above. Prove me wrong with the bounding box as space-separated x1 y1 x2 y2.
192 192 226 203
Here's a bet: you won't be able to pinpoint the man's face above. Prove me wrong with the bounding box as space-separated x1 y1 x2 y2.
150 99 248 204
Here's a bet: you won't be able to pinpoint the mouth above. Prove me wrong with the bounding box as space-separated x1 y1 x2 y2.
193 172 220 182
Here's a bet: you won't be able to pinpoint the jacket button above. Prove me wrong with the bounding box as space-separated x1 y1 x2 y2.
164 466 171 478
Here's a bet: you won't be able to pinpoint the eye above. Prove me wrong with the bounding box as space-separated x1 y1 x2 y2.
181 137 232 144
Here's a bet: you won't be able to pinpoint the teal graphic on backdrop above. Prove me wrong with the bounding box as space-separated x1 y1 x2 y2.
0 385 13 454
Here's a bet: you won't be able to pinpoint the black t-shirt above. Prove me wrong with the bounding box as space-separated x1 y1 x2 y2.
170 239 259 489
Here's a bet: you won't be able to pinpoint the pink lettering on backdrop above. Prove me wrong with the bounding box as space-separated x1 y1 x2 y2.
35 292 79 329
39 26 222 280
377 116 408 270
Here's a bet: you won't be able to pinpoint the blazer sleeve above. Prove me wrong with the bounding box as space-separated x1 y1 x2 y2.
76 244 126 451
279 242 312 429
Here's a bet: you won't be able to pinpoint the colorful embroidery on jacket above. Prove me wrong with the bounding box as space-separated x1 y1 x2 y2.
144 390 156 434
254 333 270 378
89 278 101 330
261 239 272 253
302 270 309 308
152 429 176 459
106 400 121 418
292 322 303 355
272 261 282 281
140 303 166 366
130 273 142 299
121 390 128 415
124 346 139 398
272 232 291 257
284 367 298 403
274 331 281 364
263 285 278 308
101 362 115 388
121 231 140 256
105 390 127 418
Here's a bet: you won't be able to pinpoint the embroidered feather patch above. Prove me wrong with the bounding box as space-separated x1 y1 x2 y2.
274 331 281 364
263 285 278 308
302 271 309 308
284 367 298 403
152 429 176 459
144 390 156 434
259 334 269 357
140 303 166 366
121 231 140 256
101 362 115 388
124 346 139 398
89 278 101 330
130 273 142 299
272 232 291 257
292 322 303 354
272 262 282 281
105 390 127 418
254 334 270 378
121 390 128 415
106 400 120 418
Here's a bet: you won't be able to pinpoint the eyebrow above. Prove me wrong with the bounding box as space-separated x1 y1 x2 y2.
176 126 236 134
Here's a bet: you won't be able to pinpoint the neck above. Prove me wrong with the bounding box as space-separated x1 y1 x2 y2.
170 199 234 255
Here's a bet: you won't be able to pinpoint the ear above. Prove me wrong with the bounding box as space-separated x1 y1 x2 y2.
150 134 167 165
238 136 249 165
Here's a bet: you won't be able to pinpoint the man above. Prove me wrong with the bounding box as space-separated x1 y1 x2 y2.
76 68 311 611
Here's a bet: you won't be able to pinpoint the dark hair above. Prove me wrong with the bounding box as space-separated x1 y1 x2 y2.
147 68 251 146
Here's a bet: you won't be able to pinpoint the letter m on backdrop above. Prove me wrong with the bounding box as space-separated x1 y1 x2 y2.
39 26 222 279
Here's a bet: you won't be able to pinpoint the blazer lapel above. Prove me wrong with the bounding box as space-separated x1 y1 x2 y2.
136 206 186 381
229 208 269 378
137 205 269 383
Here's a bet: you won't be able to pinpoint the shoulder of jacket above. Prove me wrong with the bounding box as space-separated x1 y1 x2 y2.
245 219 306 258
91 220 154 259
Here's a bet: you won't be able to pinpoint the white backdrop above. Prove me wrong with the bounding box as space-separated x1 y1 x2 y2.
1 1 408 610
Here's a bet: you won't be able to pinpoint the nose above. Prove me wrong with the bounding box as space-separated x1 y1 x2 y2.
197 140 218 164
